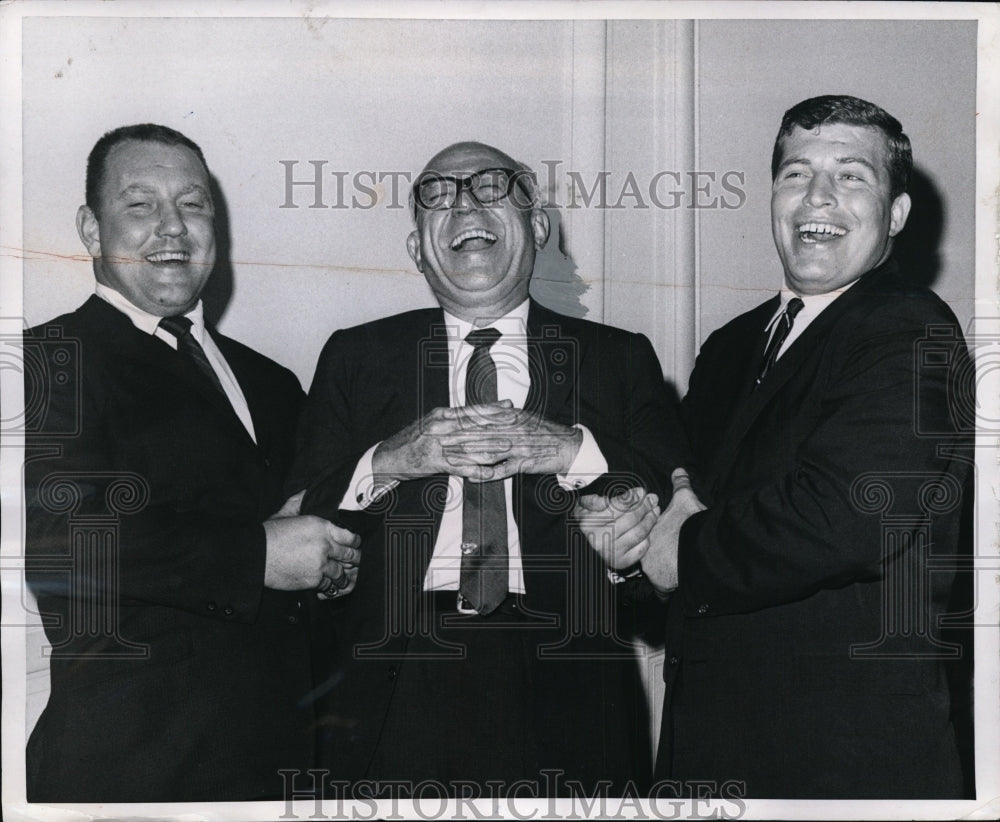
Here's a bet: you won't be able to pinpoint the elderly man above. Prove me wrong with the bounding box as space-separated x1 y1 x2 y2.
24 124 360 802
580 96 974 798
289 141 685 796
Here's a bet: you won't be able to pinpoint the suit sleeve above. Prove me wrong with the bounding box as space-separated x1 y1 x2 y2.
24 335 304 624
287 329 377 533
582 330 689 501
676 299 970 617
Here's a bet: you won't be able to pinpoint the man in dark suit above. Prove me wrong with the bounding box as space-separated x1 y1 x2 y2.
288 141 684 797
579 96 974 798
24 124 360 802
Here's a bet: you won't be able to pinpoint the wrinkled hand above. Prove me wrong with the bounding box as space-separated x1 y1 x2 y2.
641 468 706 596
263 499 361 595
316 564 359 600
445 410 583 481
574 488 660 570
372 402 583 483
372 401 520 483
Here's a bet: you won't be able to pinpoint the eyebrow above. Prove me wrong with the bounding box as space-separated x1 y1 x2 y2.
834 156 879 175
116 183 211 199
777 156 879 175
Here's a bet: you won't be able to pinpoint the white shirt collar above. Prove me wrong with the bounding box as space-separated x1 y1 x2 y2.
442 299 531 345
95 283 207 343
766 278 860 333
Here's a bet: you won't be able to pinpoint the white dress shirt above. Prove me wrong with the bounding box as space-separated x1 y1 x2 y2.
95 284 257 442
763 278 860 360
340 299 609 593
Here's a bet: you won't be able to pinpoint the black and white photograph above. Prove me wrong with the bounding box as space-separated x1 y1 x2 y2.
1 1 998 819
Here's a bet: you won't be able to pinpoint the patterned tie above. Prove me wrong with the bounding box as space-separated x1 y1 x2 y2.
158 316 227 398
755 297 804 388
459 327 508 615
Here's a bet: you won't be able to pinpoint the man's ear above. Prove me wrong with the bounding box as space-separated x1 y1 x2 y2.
888 192 912 238
406 230 423 272
76 205 101 258
531 208 550 251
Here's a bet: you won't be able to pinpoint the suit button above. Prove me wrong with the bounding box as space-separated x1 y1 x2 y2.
223 606 234 616
207 602 217 612
697 603 709 615
287 615 300 625
388 666 398 681
669 655 680 665
263 457 272 468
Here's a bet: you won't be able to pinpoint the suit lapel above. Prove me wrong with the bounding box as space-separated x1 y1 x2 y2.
408 310 450 583
419 310 451 417
211 332 269 449
525 301 576 421
705 266 889 489
81 297 256 447
517 303 579 562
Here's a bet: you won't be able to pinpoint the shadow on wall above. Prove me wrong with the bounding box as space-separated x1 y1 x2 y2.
201 175 234 328
202 194 589 326
530 207 589 318
893 165 944 291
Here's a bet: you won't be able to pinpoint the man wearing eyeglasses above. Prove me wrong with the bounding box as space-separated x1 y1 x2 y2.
288 141 684 797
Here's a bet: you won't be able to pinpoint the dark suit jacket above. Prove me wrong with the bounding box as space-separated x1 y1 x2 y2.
289 300 685 792
658 260 973 798
24 295 315 802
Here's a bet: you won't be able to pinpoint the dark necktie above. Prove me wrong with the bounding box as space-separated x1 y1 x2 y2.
460 327 508 615
755 297 804 388
158 315 228 398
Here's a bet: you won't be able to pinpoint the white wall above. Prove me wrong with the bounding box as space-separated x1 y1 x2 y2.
694 19 977 347
22 18 976 391
22 17 605 387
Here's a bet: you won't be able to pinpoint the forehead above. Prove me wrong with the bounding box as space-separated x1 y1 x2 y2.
102 140 209 190
778 123 889 169
422 144 514 177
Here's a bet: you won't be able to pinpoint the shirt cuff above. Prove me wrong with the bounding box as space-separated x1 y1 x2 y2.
608 565 645 584
338 443 399 510
556 424 608 491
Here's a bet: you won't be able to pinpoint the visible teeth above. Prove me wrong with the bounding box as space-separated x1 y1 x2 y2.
146 251 190 263
450 229 497 250
797 222 846 236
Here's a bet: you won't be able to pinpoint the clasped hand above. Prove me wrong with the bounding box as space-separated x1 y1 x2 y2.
372 400 583 483
574 468 706 595
263 490 361 598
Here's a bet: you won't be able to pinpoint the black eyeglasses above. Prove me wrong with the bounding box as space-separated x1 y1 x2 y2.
413 167 534 211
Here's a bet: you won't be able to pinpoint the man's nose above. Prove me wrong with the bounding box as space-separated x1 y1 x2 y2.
451 184 482 212
803 172 836 208
156 203 188 237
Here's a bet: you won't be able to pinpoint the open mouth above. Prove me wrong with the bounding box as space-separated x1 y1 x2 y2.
797 222 847 244
145 250 191 264
449 229 497 252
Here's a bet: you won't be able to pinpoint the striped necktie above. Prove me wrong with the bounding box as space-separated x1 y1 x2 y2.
158 315 227 398
459 327 508 615
755 297 804 388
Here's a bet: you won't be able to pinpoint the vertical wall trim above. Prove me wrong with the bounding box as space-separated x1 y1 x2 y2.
601 20 697 392
672 19 698 394
568 20 608 323
691 19 702 363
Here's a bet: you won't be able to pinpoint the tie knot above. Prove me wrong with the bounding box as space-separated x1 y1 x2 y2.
158 315 194 339
785 297 804 321
466 327 502 350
